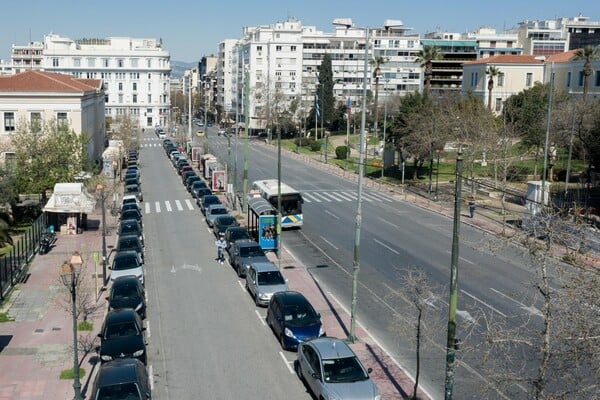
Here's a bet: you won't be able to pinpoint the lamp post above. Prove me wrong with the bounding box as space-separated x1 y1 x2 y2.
96 184 107 286
435 149 443 201
60 253 84 400
333 19 369 343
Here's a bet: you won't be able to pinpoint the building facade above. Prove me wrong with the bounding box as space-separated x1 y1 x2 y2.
0 70 105 163
12 34 171 128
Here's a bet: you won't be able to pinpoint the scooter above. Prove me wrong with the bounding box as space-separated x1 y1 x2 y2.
39 231 56 255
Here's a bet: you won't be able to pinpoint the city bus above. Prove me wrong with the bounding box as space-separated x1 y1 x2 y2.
251 179 303 228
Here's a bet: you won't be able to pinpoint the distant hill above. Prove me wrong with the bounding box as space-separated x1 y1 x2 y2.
170 61 198 79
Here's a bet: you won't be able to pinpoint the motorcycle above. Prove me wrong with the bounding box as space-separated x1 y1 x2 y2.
39 231 56 255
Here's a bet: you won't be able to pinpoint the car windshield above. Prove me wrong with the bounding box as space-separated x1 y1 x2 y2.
125 187 139 194
322 356 368 383
104 321 139 339
240 246 264 258
112 283 139 299
218 217 236 225
121 211 140 220
283 304 318 326
120 225 139 235
211 208 227 215
257 271 285 286
97 382 141 399
113 255 138 271
231 231 249 241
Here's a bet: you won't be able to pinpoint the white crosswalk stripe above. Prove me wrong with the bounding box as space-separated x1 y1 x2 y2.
175 200 183 211
185 199 194 210
155 201 161 213
302 193 319 203
360 193 375 202
334 191 355 201
145 202 151 214
311 192 332 202
320 192 343 202
366 192 393 202
165 200 172 212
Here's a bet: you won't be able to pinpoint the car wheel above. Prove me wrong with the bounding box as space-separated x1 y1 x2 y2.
254 292 259 306
236 265 243 278
294 360 303 380
280 333 287 351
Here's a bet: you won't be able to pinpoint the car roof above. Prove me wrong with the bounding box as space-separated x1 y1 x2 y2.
250 261 278 272
236 240 260 248
96 358 145 387
114 250 139 259
118 234 140 243
207 204 226 210
307 337 355 359
111 275 142 286
122 195 138 202
273 291 310 306
105 308 139 324
226 227 248 233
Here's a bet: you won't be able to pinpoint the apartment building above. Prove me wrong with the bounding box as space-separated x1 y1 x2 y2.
12 34 171 128
467 27 522 58
217 39 237 118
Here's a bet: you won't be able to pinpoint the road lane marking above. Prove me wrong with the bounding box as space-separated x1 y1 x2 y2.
320 192 343 202
279 351 295 374
255 310 266 326
145 202 151 214
461 289 507 317
377 216 397 228
154 201 160 213
320 236 339 250
237 280 246 292
165 200 172 212
185 199 194 210
445 250 475 265
334 191 354 201
145 320 151 338
311 192 331 202
373 238 400 255
324 209 340 220
302 193 318 203
489 288 542 317
148 365 154 391
175 200 183 211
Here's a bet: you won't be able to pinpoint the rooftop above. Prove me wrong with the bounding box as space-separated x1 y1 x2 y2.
0 70 100 92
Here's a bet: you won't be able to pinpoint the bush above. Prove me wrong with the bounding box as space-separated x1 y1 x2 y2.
294 137 313 147
335 145 348 159
309 141 322 152
506 165 529 182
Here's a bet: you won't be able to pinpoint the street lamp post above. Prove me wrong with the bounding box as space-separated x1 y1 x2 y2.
60 253 84 400
96 184 107 286
435 149 443 201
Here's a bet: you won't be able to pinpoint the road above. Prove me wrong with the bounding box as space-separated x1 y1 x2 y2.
199 128 557 399
137 131 310 399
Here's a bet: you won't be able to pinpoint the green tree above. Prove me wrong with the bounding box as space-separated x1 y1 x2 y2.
316 53 335 131
574 45 600 99
370 56 387 135
415 46 442 93
486 66 501 111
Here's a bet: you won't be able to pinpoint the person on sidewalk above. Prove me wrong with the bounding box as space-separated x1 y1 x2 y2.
215 233 227 264
469 200 476 218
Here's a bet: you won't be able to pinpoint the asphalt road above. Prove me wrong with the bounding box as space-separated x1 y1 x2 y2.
202 129 558 399
137 131 310 400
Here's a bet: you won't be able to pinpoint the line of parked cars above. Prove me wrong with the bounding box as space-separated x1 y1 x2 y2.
92 149 151 400
163 143 382 399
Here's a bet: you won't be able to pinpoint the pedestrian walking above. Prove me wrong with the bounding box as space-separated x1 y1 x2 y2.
215 233 227 264
468 200 476 218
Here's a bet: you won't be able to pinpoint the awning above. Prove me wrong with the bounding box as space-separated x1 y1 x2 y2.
43 183 96 214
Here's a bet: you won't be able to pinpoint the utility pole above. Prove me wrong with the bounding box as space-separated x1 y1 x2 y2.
444 153 463 400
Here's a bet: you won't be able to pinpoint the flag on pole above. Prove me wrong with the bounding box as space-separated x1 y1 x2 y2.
346 97 351 120
315 94 321 118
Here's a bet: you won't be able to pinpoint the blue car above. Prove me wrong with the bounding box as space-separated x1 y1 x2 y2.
266 291 325 351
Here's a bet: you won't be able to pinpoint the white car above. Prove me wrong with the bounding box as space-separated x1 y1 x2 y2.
218 128 226 136
110 250 145 285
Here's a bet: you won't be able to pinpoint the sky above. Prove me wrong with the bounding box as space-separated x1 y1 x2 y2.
2 0 599 63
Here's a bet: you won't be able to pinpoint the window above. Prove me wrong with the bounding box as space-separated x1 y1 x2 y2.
276 45 282 51
131 58 138 68
133 94 137 104
256 45 262 51
52 58 59 67
148 94 152 103
595 70 600 87
291 45 296 51
118 82 123 91
30 112 41 132
117 59 124 68
87 58 95 68
495 98 502 112
407 40 415 48
133 82 137 91
497 73 504 87
73 58 81 67
148 82 151 91
103 58 110 67
567 71 572 87
105 94 109 103
148 73 151 79
118 94 123 103
578 71 584 87
1 152 16 167
3 112 15 132
56 112 68 130
147 59 152 68
526 73 533 87
470 72 478 87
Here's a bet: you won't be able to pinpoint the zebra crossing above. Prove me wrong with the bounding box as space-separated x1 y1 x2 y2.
302 190 393 203
143 199 196 214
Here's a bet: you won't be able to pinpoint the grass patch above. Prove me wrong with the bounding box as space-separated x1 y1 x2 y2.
78 320 93 331
0 312 14 322
59 367 85 380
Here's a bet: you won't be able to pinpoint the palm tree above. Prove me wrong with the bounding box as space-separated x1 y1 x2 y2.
415 46 442 93
574 45 600 99
486 66 501 110
369 56 386 137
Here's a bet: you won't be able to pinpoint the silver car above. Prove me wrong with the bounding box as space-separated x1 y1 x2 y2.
245 262 288 306
205 204 228 227
295 337 380 400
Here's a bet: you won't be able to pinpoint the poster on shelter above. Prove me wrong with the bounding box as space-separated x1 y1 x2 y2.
212 171 226 192
259 215 278 250
191 147 202 162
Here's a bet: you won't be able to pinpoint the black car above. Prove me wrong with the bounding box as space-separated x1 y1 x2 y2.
118 219 144 247
224 227 250 254
107 276 146 319
181 170 196 184
97 309 147 364
116 235 144 264
199 194 221 215
91 358 151 400
124 174 141 186
185 175 201 191
124 184 143 202
176 158 189 171
125 166 140 178
212 215 240 237
121 209 143 228
192 184 212 200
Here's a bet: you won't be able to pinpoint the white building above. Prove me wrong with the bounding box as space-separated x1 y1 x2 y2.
466 27 523 58
0 70 105 163
13 34 171 128
217 39 238 119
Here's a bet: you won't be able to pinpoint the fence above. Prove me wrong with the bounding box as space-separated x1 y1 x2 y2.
0 214 46 301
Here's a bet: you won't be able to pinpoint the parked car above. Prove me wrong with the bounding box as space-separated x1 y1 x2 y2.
295 337 379 400
181 170 196 184
179 165 193 177
124 184 143 202
118 219 144 247
191 183 211 199
106 275 146 319
121 195 140 211
97 309 147 365
212 215 239 237
126 166 140 178
162 139 173 149
120 203 141 215
230 240 269 277
176 158 189 171
223 227 250 254
185 175 201 192
110 250 144 285
91 358 151 400
116 235 144 265
245 262 288 306
121 209 143 228
267 291 325 350
205 204 229 227
199 194 221 215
